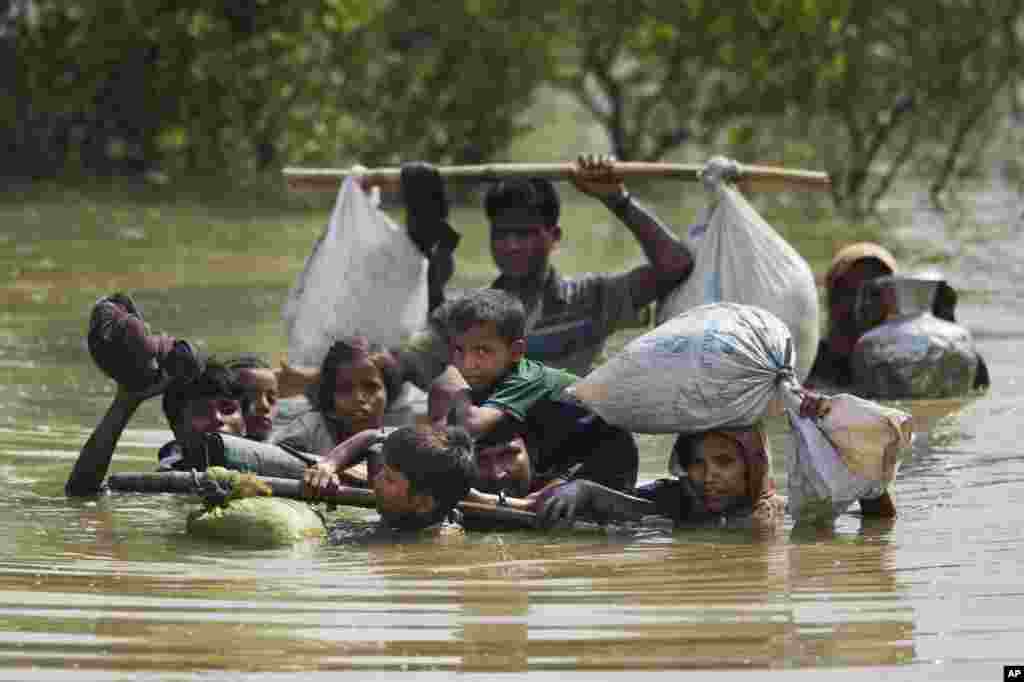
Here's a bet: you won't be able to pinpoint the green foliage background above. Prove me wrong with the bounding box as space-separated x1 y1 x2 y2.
3 0 1022 214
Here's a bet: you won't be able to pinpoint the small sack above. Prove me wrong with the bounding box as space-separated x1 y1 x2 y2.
657 162 819 379
571 302 795 433
782 390 911 524
283 177 428 368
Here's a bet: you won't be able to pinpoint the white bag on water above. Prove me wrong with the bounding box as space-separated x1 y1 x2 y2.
283 178 428 368
657 159 819 380
782 390 912 523
570 302 796 434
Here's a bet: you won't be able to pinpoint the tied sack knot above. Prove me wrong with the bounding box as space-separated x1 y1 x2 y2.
699 156 741 191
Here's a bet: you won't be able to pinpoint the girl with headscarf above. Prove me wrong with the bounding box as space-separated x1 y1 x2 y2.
532 394 896 529
533 423 784 530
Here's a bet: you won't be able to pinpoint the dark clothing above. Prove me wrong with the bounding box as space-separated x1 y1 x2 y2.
402 267 637 385
808 338 991 392
475 358 638 492
806 340 854 390
271 411 344 455
491 267 636 376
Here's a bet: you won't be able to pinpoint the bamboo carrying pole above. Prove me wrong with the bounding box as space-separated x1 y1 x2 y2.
283 161 832 193
106 471 541 528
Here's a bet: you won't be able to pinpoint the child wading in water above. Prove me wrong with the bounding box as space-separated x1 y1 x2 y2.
272 337 402 485
226 354 279 443
303 424 477 532
428 289 638 497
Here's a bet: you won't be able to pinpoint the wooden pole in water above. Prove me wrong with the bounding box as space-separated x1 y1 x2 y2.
106 471 540 528
282 161 832 193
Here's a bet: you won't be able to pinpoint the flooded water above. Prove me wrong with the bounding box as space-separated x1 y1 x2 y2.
0 179 1021 680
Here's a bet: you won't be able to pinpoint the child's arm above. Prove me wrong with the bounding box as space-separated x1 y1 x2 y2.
303 429 384 497
428 365 506 438
66 377 172 497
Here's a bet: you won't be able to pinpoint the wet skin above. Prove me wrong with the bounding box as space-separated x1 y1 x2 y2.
489 209 560 281
449 322 524 394
236 367 278 441
180 396 245 438
332 361 388 436
372 463 433 523
474 437 532 497
685 432 749 514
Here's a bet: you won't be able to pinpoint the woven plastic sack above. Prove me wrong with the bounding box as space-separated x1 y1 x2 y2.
782 389 911 524
283 177 428 368
657 160 819 380
570 302 796 433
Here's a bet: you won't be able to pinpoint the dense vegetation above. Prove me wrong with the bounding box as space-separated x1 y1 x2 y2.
3 0 1022 215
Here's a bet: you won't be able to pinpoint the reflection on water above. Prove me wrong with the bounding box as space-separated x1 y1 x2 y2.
0 184 1022 677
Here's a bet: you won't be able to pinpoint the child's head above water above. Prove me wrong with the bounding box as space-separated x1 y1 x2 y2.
443 289 527 392
226 354 278 442
670 424 775 515
373 424 477 530
318 337 402 435
161 359 245 441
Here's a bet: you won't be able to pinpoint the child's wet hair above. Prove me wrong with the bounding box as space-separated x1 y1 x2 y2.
161 358 242 429
383 424 477 527
317 337 401 415
484 178 560 227
444 289 526 343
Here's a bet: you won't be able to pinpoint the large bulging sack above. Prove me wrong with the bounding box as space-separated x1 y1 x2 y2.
852 312 978 400
188 497 326 548
571 302 796 433
283 178 428 368
782 391 911 524
657 171 819 380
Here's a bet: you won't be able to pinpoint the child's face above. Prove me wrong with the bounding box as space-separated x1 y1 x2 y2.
181 396 245 438
685 432 748 513
332 361 387 433
450 322 525 392
372 464 433 523
236 368 278 441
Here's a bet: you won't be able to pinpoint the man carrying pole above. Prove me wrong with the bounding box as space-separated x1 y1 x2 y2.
398 153 694 383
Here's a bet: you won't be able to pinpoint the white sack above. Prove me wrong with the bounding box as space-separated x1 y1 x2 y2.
657 163 819 380
782 389 911 524
570 302 796 433
283 178 428 368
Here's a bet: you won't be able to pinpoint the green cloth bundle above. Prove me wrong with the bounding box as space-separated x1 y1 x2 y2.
185 467 326 548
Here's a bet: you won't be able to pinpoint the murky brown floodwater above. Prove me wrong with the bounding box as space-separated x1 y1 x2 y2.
0 180 1021 681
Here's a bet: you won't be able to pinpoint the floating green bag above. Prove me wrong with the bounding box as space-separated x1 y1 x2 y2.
186 467 326 548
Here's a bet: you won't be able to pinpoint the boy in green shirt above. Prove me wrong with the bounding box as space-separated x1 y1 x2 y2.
428 289 638 497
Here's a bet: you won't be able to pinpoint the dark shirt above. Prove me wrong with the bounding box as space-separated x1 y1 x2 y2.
402 267 638 386
475 358 638 492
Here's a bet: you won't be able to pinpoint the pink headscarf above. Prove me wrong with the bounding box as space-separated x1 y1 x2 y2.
670 425 776 508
